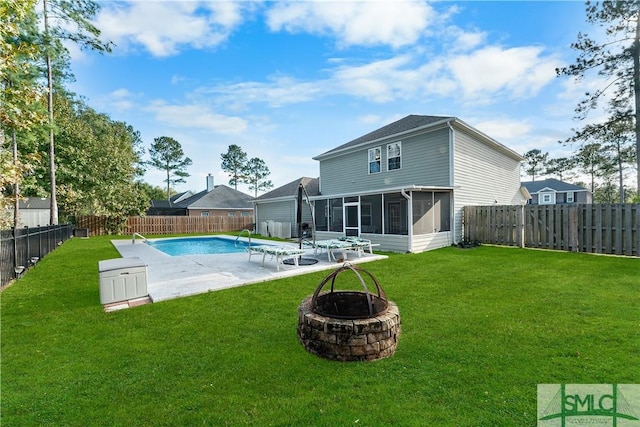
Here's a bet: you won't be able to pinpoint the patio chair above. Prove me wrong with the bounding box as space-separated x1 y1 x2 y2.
248 245 306 271
303 239 355 262
337 236 379 255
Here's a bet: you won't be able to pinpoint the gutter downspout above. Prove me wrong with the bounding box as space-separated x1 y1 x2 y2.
401 188 412 252
447 120 457 245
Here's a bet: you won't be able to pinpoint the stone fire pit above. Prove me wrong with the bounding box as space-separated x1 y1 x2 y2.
297 263 400 361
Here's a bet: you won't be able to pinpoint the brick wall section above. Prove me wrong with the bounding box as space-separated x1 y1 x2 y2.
297 296 400 362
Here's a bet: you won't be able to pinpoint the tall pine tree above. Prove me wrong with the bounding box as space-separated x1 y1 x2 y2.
40 0 113 224
148 136 192 200
557 1 640 195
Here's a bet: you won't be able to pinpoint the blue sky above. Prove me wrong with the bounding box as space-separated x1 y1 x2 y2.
69 1 595 195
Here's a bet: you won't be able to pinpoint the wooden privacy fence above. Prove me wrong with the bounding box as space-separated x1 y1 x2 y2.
76 216 255 236
463 204 640 257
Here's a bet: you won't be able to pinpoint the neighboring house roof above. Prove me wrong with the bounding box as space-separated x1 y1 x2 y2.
150 200 178 208
256 177 320 201
177 185 254 210
521 178 589 194
171 191 194 203
313 114 523 161
18 197 50 209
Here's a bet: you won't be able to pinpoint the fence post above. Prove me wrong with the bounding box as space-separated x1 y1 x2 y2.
12 227 19 275
568 205 579 252
518 204 525 248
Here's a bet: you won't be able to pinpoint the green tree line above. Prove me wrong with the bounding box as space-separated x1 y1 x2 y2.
0 0 155 231
554 1 640 202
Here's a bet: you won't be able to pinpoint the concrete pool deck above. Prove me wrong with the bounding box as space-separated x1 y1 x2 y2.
110 236 388 305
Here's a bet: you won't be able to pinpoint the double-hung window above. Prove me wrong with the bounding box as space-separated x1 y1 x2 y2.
368 147 381 174
540 192 555 205
566 192 574 203
387 142 401 171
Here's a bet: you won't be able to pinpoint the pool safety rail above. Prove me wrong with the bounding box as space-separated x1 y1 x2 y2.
235 229 252 247
131 233 148 244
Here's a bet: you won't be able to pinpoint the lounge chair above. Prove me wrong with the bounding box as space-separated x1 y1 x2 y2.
302 239 358 262
248 245 307 271
337 236 379 255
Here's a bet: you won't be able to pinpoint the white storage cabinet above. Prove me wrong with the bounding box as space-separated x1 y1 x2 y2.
99 258 148 304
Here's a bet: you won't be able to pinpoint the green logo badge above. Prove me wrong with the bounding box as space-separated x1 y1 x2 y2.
538 384 640 426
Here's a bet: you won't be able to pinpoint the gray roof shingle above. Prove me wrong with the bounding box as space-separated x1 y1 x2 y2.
521 178 588 193
256 177 320 201
314 115 452 159
18 197 50 209
178 185 254 209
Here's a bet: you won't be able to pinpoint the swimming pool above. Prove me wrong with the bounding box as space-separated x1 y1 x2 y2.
146 236 260 256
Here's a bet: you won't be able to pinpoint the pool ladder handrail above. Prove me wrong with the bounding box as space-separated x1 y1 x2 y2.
235 229 251 247
132 232 148 244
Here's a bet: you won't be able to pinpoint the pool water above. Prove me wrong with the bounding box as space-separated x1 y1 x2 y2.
146 237 258 256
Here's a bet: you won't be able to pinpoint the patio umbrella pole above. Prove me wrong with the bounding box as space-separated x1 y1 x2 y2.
285 183 318 266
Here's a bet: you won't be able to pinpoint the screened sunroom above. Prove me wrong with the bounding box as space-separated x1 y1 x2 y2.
311 188 453 253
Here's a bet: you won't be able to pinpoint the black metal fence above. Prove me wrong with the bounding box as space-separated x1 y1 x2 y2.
0 224 73 289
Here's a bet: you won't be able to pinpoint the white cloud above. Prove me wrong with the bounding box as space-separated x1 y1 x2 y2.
358 114 383 124
446 46 560 102
444 26 487 52
200 75 325 109
266 1 435 48
331 55 419 102
96 1 246 56
146 101 248 134
194 41 561 110
472 119 532 142
97 88 141 112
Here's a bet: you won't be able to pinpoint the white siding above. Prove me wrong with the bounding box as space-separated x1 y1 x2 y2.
363 234 409 253
411 232 452 252
453 128 525 242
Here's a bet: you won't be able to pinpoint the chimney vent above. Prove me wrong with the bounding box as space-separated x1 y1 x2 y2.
206 174 214 192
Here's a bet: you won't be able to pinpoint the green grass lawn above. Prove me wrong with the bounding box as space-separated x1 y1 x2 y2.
1 236 638 426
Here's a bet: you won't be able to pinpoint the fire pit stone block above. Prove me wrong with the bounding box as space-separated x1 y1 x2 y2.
297 295 401 362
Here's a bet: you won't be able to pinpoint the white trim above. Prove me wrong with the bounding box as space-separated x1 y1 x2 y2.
387 141 402 171
368 146 382 174
566 192 574 203
539 192 556 205
535 187 558 194
308 185 455 201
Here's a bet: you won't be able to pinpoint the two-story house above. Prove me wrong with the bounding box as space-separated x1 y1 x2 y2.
310 115 526 252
